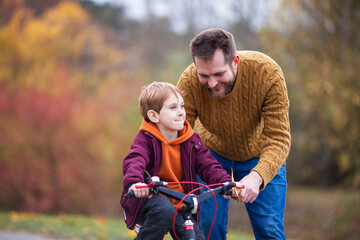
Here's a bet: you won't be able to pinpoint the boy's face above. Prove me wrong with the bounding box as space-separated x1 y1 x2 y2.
156 92 186 134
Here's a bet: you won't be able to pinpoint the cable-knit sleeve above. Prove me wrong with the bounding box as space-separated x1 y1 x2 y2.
252 65 291 189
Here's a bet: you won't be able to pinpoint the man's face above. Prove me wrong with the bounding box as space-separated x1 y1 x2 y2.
194 49 239 98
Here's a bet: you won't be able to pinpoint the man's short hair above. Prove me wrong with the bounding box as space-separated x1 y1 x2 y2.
139 82 184 121
190 28 237 65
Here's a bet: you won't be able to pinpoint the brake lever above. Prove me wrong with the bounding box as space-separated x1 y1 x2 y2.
144 169 152 184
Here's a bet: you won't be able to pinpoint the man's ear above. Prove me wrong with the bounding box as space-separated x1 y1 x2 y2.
147 110 159 123
233 55 240 68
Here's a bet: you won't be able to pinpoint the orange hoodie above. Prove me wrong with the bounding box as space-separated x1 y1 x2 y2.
140 119 194 208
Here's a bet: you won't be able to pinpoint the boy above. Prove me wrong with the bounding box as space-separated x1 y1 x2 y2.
120 82 241 240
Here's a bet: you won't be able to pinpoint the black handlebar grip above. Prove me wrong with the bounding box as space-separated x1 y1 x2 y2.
223 182 236 196
128 189 156 198
224 187 233 196
127 190 136 198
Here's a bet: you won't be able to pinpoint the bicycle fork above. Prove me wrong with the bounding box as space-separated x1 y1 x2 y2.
182 206 195 240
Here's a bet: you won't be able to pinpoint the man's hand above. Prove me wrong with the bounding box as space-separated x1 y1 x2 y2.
237 171 263 203
129 182 150 198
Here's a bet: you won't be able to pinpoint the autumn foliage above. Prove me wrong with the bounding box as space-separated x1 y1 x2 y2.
0 0 141 214
1 0 359 218
260 0 360 187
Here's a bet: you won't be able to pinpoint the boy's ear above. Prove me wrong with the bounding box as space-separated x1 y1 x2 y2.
147 110 159 123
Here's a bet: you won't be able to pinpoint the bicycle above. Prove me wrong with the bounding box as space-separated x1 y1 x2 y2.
126 171 244 240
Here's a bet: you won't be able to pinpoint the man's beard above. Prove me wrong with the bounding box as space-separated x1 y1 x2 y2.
202 79 235 98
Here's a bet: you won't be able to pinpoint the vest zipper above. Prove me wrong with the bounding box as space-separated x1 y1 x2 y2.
189 144 193 191
129 199 143 229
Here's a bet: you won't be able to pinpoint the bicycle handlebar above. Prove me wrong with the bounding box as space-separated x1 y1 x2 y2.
127 181 243 205
126 178 244 240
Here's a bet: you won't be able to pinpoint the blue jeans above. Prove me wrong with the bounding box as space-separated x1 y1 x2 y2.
198 151 287 240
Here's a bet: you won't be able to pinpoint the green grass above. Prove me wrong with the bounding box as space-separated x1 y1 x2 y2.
2 187 359 240
0 211 254 240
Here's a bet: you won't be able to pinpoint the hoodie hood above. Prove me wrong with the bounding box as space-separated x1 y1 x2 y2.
140 119 194 144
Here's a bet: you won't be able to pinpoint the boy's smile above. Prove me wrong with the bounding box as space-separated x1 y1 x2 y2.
155 92 186 140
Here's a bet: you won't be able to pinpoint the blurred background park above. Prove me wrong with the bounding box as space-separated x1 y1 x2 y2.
0 0 359 239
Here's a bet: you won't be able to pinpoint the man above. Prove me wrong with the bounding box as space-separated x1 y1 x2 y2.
177 28 291 240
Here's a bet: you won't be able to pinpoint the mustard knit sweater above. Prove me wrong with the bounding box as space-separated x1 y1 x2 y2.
177 51 291 189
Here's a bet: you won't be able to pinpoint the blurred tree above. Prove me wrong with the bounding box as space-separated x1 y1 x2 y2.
3 0 333 216
228 0 269 51
79 0 136 30
24 0 62 16
261 0 360 187
0 65 107 213
0 0 141 214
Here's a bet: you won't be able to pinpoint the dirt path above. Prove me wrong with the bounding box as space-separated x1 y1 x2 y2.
0 230 78 240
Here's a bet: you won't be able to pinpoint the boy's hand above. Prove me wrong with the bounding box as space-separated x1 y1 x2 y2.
129 182 151 198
